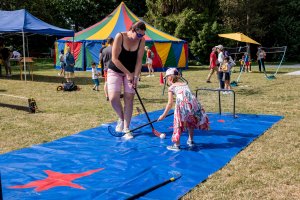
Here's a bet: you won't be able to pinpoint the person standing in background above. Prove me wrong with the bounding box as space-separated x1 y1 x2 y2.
257 46 266 72
91 62 100 91
145 46 154 77
206 47 218 83
0 38 12 77
64 47 75 82
58 50 65 76
216 45 225 89
100 37 114 101
99 41 106 76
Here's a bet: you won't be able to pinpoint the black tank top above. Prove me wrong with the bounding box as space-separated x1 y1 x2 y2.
108 33 142 73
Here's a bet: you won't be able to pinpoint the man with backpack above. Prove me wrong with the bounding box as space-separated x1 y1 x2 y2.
145 46 154 77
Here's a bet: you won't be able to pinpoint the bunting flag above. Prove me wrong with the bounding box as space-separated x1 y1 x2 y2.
55 2 188 71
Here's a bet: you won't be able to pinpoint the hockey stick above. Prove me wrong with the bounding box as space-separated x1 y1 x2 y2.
134 87 168 138
108 112 173 137
125 172 182 200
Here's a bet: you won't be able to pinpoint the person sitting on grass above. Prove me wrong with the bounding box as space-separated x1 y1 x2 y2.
91 62 101 91
157 68 209 151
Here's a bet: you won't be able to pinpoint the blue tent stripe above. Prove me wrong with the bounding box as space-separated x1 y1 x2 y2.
85 41 102 67
171 43 184 65
109 9 127 39
58 42 65 53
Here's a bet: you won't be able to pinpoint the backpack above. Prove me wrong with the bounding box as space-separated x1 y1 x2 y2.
63 82 78 91
150 51 155 59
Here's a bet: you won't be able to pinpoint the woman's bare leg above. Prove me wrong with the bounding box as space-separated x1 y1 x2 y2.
109 91 124 121
123 92 134 130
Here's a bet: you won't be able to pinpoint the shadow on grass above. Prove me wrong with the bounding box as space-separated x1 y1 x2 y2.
236 88 263 96
134 98 166 104
0 102 30 113
185 66 208 72
5 74 94 85
138 84 152 89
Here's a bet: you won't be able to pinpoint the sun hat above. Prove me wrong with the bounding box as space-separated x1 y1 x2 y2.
216 45 224 50
164 68 179 78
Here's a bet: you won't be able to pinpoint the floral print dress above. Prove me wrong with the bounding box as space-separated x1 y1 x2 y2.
169 84 209 143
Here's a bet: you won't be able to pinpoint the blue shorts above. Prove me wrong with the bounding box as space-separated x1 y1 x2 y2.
93 79 100 86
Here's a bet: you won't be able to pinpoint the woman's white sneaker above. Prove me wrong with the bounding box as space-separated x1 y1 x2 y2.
122 128 133 139
167 144 180 151
115 119 124 132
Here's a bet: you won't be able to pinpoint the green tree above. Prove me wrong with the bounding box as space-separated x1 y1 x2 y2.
269 0 300 61
190 21 220 64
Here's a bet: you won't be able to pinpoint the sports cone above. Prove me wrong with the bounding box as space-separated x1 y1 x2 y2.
160 72 164 85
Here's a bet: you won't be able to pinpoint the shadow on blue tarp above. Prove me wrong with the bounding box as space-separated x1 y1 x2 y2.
0 111 283 200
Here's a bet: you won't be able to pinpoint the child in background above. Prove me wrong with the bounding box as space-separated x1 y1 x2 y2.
157 68 209 151
91 62 100 91
145 46 154 77
239 55 245 72
243 52 250 72
248 55 252 72
58 50 65 76
221 57 232 92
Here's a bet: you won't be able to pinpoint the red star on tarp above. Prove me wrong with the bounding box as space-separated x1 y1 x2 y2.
10 168 104 192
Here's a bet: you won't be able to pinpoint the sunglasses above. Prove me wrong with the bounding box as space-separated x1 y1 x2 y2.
135 29 145 38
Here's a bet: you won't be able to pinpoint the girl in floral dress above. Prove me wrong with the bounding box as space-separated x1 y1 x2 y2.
158 68 209 151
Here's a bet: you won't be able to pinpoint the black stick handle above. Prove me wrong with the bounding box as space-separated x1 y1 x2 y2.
130 113 173 132
125 174 181 200
134 88 155 129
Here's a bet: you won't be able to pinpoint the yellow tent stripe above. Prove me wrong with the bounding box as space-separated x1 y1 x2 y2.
125 5 181 41
88 6 122 40
178 47 186 67
146 24 181 41
154 42 172 66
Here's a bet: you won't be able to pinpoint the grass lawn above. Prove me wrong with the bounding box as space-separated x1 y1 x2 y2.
0 60 299 199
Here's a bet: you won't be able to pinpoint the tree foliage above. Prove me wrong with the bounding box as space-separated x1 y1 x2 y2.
1 0 299 61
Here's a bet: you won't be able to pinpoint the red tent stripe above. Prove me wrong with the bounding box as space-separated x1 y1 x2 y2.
122 5 132 31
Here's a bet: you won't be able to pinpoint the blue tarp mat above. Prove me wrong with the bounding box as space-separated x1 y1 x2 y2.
0 111 282 200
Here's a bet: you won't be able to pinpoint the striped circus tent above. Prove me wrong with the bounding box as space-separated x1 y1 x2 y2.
55 2 188 71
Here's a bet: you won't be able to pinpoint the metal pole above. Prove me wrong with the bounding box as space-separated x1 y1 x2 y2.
26 35 29 57
196 88 237 118
233 91 236 117
274 46 287 76
22 31 27 81
218 90 221 115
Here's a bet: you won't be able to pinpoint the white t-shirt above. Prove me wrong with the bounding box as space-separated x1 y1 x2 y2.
257 50 266 60
92 68 99 79
12 51 21 58
218 52 224 64
59 54 64 63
